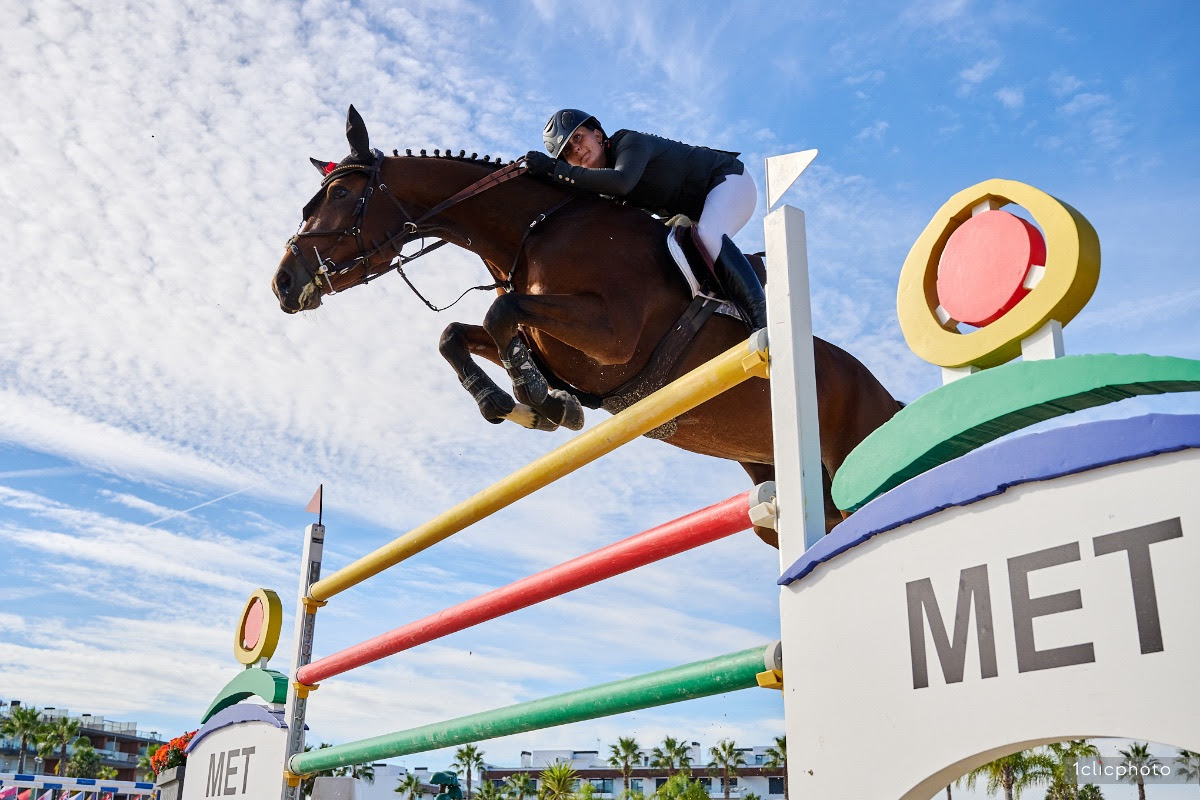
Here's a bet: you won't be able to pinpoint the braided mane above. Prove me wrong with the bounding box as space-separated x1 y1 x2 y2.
391 148 514 169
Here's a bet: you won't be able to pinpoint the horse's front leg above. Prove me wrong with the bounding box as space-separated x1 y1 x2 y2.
438 322 561 431
483 293 626 432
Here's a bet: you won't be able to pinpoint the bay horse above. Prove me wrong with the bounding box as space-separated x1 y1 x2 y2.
271 106 902 545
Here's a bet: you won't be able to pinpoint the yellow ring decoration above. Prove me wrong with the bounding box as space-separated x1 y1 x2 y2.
897 179 1100 368
234 587 283 665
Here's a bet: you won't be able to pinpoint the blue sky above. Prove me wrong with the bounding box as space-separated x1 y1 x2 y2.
2 1 1198 797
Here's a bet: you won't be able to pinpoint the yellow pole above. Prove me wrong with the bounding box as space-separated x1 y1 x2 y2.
308 335 769 602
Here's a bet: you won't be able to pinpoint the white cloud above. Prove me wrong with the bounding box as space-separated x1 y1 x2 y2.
994 86 1024 109
0 467 81 479
98 489 176 518
844 69 886 86
1050 72 1085 96
924 0 970 23
1052 92 1127 156
854 120 890 142
1073 287 1200 335
957 57 1001 94
1060 92 1110 115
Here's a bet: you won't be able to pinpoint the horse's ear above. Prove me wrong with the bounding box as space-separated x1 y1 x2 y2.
310 157 337 176
346 104 370 160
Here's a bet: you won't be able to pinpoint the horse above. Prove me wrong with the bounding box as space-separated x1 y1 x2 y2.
271 106 903 545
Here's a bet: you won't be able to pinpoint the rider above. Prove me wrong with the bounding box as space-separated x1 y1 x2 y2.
523 109 767 333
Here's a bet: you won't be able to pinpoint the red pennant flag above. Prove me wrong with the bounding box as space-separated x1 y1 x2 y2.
306 484 323 515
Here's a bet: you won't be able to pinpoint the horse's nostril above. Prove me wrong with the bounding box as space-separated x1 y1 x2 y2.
274 269 291 295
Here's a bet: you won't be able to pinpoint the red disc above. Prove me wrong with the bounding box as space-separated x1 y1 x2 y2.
242 597 265 649
936 209 1046 327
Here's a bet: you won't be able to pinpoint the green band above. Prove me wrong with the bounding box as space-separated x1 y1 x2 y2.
832 354 1200 512
290 643 777 775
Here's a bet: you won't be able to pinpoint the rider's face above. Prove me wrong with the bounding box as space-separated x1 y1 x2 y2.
562 126 604 168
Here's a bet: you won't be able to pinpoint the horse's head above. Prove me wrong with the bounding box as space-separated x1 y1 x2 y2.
272 105 408 313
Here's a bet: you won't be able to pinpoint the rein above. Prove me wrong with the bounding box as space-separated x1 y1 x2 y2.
290 153 568 310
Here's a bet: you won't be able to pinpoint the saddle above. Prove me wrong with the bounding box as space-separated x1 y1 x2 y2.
522 217 757 440
664 218 743 322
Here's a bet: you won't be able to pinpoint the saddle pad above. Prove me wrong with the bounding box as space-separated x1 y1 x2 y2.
665 229 742 321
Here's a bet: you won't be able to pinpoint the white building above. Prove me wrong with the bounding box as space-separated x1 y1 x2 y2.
352 763 440 800
481 746 786 799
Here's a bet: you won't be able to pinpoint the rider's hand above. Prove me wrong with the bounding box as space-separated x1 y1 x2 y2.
523 150 556 176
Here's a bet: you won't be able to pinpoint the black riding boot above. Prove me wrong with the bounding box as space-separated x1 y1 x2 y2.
712 234 768 333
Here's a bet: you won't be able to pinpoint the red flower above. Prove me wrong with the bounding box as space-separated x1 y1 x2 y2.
150 730 197 776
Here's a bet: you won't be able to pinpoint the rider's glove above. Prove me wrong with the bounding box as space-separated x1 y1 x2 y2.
523 150 556 176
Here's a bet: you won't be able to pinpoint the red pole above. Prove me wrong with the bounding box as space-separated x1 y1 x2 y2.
298 491 752 684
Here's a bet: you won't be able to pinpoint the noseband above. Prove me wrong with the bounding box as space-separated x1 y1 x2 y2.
286 152 532 299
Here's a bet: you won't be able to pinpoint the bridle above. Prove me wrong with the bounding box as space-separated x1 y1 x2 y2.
285 150 568 310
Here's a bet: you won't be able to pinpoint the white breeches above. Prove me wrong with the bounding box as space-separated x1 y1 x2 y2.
695 169 758 261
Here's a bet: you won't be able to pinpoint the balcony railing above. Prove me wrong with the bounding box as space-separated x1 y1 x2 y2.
6 711 158 740
95 748 139 764
2 739 144 765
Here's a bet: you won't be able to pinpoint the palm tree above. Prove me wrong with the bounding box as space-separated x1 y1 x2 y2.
64 737 101 779
350 762 376 783
652 774 707 800
763 736 786 800
1117 742 1159 800
43 716 81 776
138 744 161 782
299 743 335 798
963 750 1054 800
505 771 536 800
97 765 119 780
539 760 578 800
452 745 486 800
650 738 692 778
35 736 56 779
707 740 746 800
1077 785 1104 800
335 760 376 783
608 737 641 799
0 706 45 773
477 780 504 800
398 771 427 800
1044 740 1100 800
1176 750 1200 786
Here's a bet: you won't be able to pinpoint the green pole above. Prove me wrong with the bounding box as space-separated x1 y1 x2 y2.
291 642 780 775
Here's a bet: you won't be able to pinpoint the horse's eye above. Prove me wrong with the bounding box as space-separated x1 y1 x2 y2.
332 186 349 200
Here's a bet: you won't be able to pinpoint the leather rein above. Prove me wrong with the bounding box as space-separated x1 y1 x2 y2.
287 151 572 311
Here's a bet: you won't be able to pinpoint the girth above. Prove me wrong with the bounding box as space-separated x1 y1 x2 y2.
521 295 721 439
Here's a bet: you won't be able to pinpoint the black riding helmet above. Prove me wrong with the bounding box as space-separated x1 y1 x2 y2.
543 109 604 158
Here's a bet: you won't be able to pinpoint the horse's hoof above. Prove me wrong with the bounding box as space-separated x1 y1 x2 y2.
550 389 585 431
753 524 780 549
506 403 559 432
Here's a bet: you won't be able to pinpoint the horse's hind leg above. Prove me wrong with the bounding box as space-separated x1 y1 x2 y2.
739 462 779 548
739 461 844 549
438 322 559 432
